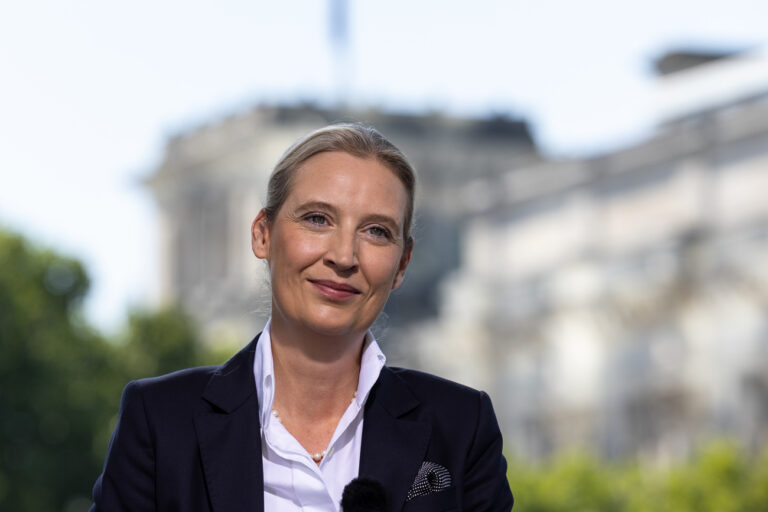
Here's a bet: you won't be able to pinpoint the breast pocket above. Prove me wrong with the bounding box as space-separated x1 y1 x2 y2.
402 486 458 512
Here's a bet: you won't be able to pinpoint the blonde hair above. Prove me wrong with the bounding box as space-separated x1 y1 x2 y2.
264 123 416 242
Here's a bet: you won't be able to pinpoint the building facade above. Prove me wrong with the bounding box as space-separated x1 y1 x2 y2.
409 52 768 461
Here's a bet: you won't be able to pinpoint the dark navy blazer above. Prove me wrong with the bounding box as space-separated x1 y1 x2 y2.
91 334 513 511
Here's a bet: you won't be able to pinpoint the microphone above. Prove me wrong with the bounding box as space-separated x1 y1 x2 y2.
341 477 386 512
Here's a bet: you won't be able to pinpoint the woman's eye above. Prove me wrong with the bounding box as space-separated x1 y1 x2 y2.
367 226 391 239
306 214 328 225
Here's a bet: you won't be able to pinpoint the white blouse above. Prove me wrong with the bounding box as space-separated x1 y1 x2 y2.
253 319 386 511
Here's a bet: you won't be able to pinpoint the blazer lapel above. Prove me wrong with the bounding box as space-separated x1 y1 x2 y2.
359 368 431 512
194 336 264 512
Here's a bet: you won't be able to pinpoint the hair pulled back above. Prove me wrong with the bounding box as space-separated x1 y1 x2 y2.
264 123 416 242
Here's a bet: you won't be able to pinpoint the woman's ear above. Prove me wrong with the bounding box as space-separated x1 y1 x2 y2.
251 209 271 260
392 237 414 290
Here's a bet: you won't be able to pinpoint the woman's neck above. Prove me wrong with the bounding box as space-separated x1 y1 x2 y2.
268 314 365 423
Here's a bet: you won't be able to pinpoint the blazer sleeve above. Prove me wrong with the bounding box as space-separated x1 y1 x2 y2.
91 381 156 512
462 391 514 511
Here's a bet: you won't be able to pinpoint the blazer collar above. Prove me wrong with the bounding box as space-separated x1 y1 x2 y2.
360 367 432 512
194 335 264 512
194 335 432 512
201 334 259 412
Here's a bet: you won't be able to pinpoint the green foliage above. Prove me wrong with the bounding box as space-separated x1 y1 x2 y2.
0 228 211 511
510 453 623 512
508 441 768 512
0 230 119 511
116 307 203 379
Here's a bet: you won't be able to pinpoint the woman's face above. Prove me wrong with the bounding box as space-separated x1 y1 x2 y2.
252 151 412 339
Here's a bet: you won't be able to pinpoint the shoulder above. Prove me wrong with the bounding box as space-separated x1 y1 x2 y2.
126 365 219 396
381 366 495 420
385 366 482 397
118 366 219 419
123 335 259 411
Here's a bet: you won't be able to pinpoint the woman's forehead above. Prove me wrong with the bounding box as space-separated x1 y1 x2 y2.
287 152 408 217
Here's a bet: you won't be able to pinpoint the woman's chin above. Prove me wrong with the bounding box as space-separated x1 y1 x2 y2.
300 313 369 339
304 321 356 339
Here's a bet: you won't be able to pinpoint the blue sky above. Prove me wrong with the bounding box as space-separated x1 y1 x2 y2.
1 0 767 331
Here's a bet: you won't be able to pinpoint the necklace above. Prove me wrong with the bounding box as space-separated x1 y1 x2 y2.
271 391 357 463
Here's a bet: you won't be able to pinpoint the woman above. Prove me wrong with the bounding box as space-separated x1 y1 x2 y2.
91 124 513 511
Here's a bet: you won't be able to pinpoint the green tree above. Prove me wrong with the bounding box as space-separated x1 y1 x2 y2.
0 228 210 511
509 451 625 512
117 306 204 380
507 442 768 512
0 229 121 511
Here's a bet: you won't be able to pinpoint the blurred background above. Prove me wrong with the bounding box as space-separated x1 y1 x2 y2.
2 1 768 510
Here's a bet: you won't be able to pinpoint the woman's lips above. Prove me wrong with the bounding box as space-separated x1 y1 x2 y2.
309 279 361 301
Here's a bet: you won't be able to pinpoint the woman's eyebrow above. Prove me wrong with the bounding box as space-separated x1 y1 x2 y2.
363 213 401 231
294 201 338 214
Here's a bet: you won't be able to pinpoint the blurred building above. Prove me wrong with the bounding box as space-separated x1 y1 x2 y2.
147 49 768 463
408 49 768 462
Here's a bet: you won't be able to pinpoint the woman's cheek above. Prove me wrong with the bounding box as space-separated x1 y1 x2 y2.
363 247 402 286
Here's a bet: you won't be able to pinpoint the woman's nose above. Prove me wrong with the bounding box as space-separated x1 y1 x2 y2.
324 229 358 271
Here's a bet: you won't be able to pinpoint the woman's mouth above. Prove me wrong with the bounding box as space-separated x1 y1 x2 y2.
309 279 362 301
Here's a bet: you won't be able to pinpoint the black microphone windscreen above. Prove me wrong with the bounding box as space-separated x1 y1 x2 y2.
341 477 386 512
